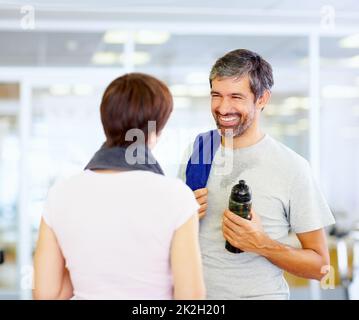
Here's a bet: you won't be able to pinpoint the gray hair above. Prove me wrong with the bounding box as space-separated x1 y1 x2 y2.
209 49 274 102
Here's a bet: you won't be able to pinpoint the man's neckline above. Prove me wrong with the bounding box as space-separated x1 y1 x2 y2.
220 133 269 152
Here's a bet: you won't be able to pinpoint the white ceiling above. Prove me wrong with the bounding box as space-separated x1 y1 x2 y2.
0 30 355 68
0 0 357 86
1 0 359 12
1 0 359 26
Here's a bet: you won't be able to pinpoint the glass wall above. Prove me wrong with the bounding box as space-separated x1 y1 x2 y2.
135 34 310 176
0 27 358 299
320 35 359 230
0 83 19 295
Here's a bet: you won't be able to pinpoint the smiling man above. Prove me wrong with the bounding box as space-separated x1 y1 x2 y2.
178 49 335 299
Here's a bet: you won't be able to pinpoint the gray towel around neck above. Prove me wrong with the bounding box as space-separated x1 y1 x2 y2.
85 143 164 175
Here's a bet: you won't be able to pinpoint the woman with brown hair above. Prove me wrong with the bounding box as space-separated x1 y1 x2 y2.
33 73 205 300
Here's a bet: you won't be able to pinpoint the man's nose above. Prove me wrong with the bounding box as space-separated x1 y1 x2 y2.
216 97 233 115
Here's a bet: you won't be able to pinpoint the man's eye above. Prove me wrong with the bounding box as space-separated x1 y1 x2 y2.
232 96 243 100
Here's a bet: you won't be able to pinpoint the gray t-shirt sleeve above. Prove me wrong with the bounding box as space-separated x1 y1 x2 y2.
288 162 335 234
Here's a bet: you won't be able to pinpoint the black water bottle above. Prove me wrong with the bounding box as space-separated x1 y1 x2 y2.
225 180 252 253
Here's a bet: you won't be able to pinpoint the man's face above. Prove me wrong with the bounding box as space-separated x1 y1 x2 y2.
211 76 257 137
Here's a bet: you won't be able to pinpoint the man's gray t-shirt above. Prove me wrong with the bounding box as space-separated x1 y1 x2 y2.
178 134 335 300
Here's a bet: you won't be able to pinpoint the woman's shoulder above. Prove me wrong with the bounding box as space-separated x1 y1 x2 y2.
130 171 194 202
47 170 194 203
46 171 91 197
139 171 192 192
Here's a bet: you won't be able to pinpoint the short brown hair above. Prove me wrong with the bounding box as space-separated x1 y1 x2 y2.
100 73 173 147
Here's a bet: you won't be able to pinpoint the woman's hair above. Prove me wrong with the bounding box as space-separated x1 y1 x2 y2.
100 72 173 147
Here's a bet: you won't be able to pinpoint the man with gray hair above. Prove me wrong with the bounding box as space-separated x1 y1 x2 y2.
178 49 335 299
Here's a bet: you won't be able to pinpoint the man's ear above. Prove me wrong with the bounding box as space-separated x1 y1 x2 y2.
256 90 271 111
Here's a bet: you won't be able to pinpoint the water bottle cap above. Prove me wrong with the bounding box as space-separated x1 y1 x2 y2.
231 180 251 202
238 180 246 188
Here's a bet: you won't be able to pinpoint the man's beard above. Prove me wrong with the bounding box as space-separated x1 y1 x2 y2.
214 107 255 137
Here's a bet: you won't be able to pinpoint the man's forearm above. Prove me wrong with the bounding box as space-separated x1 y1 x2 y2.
256 236 328 280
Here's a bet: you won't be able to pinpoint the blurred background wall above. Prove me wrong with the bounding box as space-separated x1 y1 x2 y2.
0 0 358 299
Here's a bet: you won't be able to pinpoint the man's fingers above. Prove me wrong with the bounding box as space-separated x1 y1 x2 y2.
199 211 206 219
223 223 236 239
194 188 208 220
224 209 249 226
196 195 207 205
223 215 242 234
194 188 208 198
222 224 239 247
198 203 207 213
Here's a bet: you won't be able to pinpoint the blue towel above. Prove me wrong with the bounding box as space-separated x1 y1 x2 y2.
185 129 221 191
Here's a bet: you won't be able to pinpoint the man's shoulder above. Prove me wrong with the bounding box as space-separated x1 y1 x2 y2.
266 135 310 172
